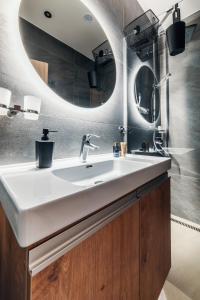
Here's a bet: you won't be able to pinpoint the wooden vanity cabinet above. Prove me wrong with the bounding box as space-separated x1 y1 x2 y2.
140 178 171 300
0 204 29 300
0 175 171 300
31 200 140 300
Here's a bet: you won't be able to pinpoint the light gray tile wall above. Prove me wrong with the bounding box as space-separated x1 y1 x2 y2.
126 8 200 225
167 34 200 224
160 15 200 224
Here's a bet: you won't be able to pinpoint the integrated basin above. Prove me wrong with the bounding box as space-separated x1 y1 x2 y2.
52 159 152 187
0 154 171 247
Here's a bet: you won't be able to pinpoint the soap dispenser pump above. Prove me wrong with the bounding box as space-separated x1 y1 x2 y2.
35 129 57 168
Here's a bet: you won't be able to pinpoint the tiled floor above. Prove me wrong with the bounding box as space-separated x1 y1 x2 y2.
159 216 200 300
159 281 192 300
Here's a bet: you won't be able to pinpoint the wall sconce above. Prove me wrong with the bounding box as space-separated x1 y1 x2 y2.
0 87 41 120
24 96 41 120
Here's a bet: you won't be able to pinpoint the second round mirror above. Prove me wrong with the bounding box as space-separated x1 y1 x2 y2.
134 66 160 123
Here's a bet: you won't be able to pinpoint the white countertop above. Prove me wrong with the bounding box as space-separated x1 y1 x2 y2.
0 154 171 247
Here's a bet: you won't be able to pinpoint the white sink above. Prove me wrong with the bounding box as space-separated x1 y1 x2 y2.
0 154 171 247
52 159 151 187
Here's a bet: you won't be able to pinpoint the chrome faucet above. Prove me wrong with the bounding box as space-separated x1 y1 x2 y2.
80 134 100 162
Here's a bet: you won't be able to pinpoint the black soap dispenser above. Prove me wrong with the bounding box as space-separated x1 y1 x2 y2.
35 129 57 168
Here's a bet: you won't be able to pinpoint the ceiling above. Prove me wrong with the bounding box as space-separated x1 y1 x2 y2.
19 0 106 60
19 0 200 60
138 0 200 28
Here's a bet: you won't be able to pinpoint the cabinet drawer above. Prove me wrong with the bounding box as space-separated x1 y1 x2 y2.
30 199 140 300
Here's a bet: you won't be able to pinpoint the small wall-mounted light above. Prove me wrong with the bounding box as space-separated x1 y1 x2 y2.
0 87 11 116
0 87 41 120
24 96 41 120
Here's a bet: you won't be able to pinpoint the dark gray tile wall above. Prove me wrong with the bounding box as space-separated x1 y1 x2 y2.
0 0 129 165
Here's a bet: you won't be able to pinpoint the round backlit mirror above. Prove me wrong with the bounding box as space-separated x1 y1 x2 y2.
19 0 116 108
134 66 160 123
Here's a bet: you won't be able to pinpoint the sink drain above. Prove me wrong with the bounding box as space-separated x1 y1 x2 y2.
94 180 104 185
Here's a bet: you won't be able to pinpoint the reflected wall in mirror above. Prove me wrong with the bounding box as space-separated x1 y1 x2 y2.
134 66 160 123
19 0 116 108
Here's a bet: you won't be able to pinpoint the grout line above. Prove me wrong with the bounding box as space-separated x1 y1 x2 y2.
39 113 150 132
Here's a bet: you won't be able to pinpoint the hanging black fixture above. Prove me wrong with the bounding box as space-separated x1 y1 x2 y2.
88 70 97 88
166 3 186 56
88 51 101 88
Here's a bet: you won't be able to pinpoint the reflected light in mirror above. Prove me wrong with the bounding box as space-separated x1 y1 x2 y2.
24 95 41 120
19 0 116 108
0 87 12 116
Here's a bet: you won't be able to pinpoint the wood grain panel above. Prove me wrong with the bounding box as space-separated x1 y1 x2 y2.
31 201 140 300
140 178 171 300
0 177 170 300
0 204 30 300
31 59 48 84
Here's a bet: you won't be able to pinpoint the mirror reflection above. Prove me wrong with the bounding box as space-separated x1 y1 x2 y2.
19 0 116 108
134 66 160 123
